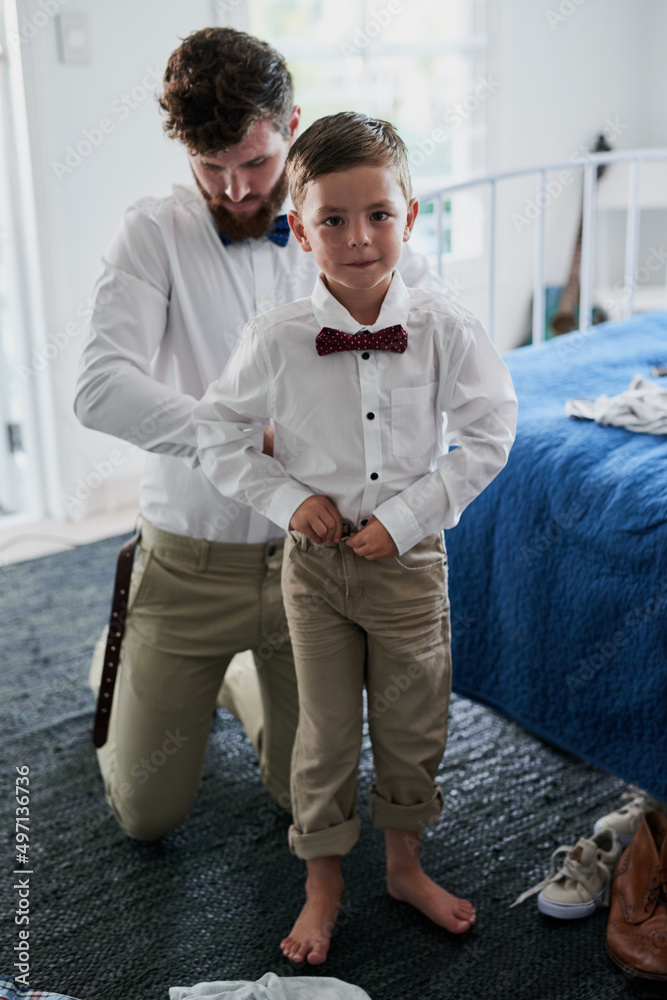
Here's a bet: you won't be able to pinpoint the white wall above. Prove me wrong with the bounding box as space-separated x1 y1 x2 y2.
9 0 214 519
8 0 665 519
473 0 662 349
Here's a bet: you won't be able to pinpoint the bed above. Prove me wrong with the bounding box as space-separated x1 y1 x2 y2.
446 311 667 801
419 149 667 802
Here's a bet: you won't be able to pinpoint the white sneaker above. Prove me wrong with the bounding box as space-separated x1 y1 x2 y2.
593 786 667 847
511 829 623 919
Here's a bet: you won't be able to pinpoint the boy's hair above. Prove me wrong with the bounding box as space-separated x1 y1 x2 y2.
158 27 294 154
286 112 412 212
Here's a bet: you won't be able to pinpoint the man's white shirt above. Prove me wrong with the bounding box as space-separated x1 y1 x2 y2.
74 184 442 543
195 271 517 555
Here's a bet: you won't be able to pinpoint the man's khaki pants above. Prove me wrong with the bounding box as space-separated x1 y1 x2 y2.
282 529 451 860
91 519 297 840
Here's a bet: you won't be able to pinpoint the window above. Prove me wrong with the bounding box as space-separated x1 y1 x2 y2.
0 16 48 522
213 0 489 261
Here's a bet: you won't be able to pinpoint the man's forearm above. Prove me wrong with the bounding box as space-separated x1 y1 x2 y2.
75 361 199 461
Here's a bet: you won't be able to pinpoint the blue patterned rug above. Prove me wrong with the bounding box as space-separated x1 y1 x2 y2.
0 536 661 1000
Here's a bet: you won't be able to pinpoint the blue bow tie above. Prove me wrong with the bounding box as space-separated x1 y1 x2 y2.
219 214 290 248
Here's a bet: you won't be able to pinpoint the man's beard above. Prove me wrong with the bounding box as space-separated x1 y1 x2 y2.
192 168 289 242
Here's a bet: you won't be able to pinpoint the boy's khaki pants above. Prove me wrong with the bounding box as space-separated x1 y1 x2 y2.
282 529 451 861
90 519 298 840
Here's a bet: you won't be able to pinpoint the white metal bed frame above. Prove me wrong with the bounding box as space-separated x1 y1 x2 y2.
420 148 667 345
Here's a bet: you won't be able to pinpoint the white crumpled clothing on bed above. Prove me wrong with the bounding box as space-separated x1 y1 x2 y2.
169 973 372 1000
565 374 667 433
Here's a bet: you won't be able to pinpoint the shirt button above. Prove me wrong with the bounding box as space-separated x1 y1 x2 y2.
366 412 375 420
361 352 370 360
370 472 379 481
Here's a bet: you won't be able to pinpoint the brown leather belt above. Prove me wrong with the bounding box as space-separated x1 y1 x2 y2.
92 526 141 748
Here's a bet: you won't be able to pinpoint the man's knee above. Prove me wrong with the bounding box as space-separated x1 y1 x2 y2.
106 783 195 841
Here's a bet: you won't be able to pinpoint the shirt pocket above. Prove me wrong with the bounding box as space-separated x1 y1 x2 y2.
390 382 439 457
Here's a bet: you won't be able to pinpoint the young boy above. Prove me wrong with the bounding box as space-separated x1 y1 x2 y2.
195 112 517 964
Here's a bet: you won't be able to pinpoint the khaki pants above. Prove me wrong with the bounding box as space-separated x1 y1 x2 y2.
282 530 451 860
91 519 297 840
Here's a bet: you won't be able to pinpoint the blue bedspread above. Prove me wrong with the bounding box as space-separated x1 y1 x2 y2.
446 311 667 800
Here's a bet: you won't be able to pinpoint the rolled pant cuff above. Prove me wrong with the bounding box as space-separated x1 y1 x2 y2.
288 815 361 859
368 783 444 830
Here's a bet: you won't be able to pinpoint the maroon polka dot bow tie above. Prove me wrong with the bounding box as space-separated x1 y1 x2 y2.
315 325 408 356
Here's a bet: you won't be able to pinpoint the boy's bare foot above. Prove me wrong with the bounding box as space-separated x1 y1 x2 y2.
280 856 344 965
384 827 476 933
387 867 476 933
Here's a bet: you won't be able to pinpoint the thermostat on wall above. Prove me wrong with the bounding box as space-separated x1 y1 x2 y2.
56 12 91 64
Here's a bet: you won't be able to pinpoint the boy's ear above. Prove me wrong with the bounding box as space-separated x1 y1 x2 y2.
288 209 312 252
403 197 419 241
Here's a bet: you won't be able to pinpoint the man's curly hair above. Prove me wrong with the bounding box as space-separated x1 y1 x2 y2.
158 27 294 153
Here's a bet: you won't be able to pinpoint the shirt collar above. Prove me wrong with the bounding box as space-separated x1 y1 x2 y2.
310 270 411 333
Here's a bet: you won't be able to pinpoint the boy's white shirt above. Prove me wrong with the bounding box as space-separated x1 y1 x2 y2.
74 185 442 544
195 270 517 555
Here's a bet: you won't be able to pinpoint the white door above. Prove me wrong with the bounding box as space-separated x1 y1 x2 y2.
0 30 44 521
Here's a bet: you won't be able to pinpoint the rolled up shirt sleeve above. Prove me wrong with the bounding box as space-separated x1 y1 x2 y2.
373 313 517 554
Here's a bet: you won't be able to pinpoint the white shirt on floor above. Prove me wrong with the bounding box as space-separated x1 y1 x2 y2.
74 185 442 544
195 271 517 555
170 974 371 1000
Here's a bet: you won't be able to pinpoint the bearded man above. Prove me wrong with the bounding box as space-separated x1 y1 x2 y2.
75 27 442 840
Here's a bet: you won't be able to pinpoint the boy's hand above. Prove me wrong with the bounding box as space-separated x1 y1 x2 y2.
290 496 343 544
345 516 398 560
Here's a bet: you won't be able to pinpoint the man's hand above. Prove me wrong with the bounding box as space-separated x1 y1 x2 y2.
290 496 343 544
345 516 398 560
262 426 275 457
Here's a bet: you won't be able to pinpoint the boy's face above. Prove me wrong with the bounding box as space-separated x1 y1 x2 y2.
288 164 418 308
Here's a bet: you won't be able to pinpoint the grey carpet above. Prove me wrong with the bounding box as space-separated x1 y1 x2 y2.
0 535 663 1000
